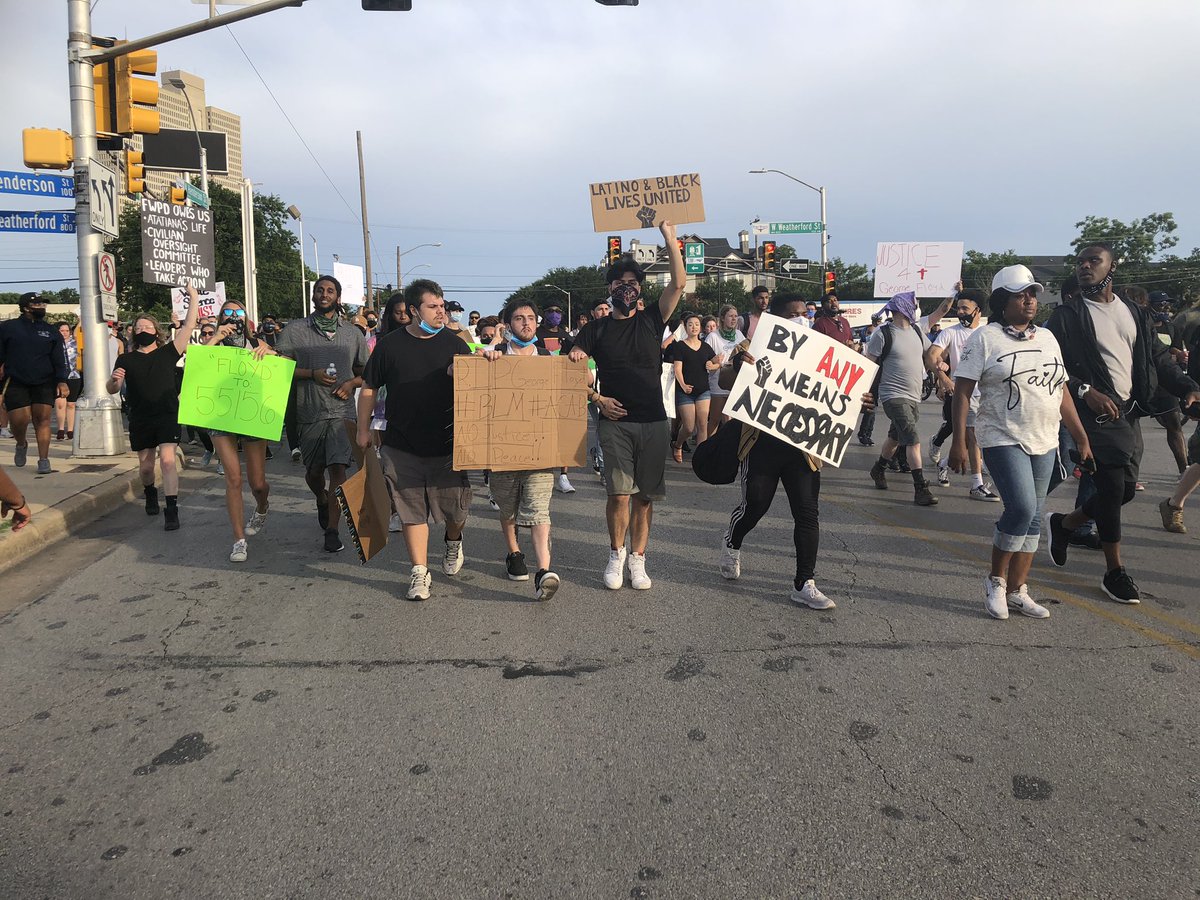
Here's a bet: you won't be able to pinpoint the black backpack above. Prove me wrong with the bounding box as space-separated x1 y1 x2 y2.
691 422 743 485
868 323 894 396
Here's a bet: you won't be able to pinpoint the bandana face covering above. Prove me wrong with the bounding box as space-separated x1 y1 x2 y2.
1003 323 1037 341
544 311 562 328
610 282 640 314
719 326 737 340
1080 267 1114 299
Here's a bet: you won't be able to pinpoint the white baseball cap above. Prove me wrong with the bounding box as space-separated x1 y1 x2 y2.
991 265 1044 295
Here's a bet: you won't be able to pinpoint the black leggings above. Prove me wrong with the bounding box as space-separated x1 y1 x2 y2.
1080 463 1137 544
725 433 821 588
932 394 953 447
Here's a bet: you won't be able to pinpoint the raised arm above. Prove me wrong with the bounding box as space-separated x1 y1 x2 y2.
172 285 202 355
658 221 685 322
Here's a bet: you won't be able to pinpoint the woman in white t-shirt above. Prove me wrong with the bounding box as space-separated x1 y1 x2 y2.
950 269 1093 621
704 304 746 434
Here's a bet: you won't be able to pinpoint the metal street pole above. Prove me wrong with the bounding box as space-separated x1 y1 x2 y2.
68 0 124 457
312 235 319 277
749 168 827 270
169 79 209 197
397 242 442 289
240 178 258 324
356 130 372 308
287 205 305 317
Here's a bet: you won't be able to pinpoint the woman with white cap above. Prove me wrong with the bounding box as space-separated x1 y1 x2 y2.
949 265 1093 620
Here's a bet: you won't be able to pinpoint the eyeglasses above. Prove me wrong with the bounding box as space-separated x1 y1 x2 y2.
200 329 216 336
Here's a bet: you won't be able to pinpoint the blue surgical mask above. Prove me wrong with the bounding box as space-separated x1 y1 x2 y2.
508 333 537 348
418 320 444 336
450 311 463 323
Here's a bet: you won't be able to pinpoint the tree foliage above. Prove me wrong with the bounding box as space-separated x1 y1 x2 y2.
1068 212 1200 304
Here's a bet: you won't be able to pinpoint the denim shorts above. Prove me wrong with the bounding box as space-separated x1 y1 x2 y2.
675 388 711 407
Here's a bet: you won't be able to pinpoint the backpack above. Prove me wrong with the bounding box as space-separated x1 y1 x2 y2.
868 323 894 396
691 421 744 485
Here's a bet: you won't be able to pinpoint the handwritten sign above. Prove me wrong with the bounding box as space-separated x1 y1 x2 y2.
725 313 878 467
177 345 296 441
140 197 216 291
873 241 963 298
589 173 705 233
335 448 390 564
452 355 588 472
171 281 225 321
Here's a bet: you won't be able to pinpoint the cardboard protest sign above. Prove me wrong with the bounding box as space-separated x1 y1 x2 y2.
589 173 705 232
725 313 878 467
873 242 963 298
140 197 216 291
177 345 296 441
452 355 588 472
171 281 225 321
335 448 390 564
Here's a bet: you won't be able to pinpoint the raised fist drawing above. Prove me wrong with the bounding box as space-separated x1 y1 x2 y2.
754 356 773 388
636 206 657 228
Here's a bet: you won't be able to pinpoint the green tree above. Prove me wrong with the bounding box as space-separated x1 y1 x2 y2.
1070 212 1178 265
960 249 1030 293
693 276 748 314
503 265 611 320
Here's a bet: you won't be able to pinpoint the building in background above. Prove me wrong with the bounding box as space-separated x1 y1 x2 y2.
141 69 243 199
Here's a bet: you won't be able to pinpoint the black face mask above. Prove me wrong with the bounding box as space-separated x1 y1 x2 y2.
610 282 640 314
958 313 976 327
28 307 46 320
133 331 157 347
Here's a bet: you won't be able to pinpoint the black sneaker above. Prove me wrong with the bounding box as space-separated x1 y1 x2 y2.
317 493 330 531
534 569 560 601
1045 513 1069 567
323 529 344 553
914 481 938 506
506 551 529 581
1102 566 1140 604
144 485 160 516
164 506 180 532
857 436 875 447
1068 530 1103 551
869 460 888 490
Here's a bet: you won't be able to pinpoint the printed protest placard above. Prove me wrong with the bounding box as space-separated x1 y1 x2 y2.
840 300 887 329
725 313 878 467
171 281 225 321
335 448 390 564
873 241 963 298
452 355 588 472
589 173 705 232
140 197 216 291
177 345 296 442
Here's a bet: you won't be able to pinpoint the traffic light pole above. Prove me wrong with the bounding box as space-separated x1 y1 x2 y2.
68 0 126 457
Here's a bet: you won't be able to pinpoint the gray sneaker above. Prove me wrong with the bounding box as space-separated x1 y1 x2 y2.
36 458 52 475
14 444 28 467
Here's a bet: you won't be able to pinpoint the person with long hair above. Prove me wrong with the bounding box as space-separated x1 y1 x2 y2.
668 312 718 462
949 267 1092 619
705 304 746 435
55 322 82 441
106 286 201 531
203 296 276 562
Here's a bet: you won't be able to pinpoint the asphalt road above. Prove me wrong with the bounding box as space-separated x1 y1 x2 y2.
2 420 1198 899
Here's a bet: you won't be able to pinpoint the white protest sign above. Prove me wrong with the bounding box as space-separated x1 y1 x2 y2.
873 241 963 298
171 282 226 321
333 261 365 307
725 313 878 467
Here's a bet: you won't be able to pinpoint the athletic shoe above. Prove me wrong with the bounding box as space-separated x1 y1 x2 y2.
14 444 27 467
604 547 627 590
265 446 274 461
36 458 52 475
388 513 401 533
506 550 530 581
628 552 652 590
969 485 1001 502
591 449 603 475
1134 482 1145 492
1159 498 1186 534
487 491 500 512
534 569 560 601
406 565 431 601
1102 567 1141 604
200 451 213 467
443 538 464 576
719 542 741 580
869 459 888 490
1006 584 1050 619
914 481 938 506
216 462 225 476
983 575 1009 619
857 436 875 446
0 427 11 439
897 460 911 474
323 529 344 553
229 539 248 563
291 447 301 462
1045 512 1069 568
144 485 160 516
928 438 943 467
556 473 575 493
245 506 269 536
317 494 329 531
56 429 65 441
163 506 180 532
937 465 951 486
791 580 835 610
1068 530 1103 550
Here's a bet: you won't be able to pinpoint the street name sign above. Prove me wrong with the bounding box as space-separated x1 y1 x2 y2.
140 197 216 291
182 182 210 209
0 210 76 234
685 241 705 274
0 170 75 199
769 221 823 235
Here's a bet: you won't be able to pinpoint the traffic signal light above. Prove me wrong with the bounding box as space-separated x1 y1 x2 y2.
124 149 145 194
115 45 160 135
762 241 776 272
676 239 685 256
22 128 73 170
94 57 114 135
607 235 622 265
824 270 836 294
170 185 187 205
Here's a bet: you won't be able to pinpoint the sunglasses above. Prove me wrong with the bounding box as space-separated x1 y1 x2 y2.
200 329 216 336
223 309 247 318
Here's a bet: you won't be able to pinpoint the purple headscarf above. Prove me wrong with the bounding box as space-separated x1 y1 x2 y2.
882 291 918 324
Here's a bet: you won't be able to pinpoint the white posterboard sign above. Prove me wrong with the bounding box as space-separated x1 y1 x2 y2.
171 282 226 321
333 261 365 306
873 241 963 298
725 313 878 467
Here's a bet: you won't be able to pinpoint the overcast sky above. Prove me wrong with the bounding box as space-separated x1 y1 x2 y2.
2 0 1198 313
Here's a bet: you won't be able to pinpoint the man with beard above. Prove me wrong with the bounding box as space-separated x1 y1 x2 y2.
737 286 770 340
0 293 69 473
811 290 853 346
276 276 370 553
1044 243 1200 603
568 222 684 590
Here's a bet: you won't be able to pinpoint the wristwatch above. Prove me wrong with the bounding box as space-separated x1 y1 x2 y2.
1076 383 1091 400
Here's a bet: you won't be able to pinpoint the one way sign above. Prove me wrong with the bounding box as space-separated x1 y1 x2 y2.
780 259 810 274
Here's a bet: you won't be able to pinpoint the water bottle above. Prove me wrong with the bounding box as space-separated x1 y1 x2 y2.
325 363 337 379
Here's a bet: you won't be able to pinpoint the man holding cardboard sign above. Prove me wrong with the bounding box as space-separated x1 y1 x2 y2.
568 221 685 591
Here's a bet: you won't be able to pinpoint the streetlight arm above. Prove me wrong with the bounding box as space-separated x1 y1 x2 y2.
749 168 821 194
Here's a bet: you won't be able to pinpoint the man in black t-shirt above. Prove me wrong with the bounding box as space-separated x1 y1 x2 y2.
568 221 685 591
357 279 473 601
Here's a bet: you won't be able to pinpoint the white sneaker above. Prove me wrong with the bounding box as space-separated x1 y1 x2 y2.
487 491 500 512
720 542 741 580
603 547 627 590
443 538 464 576
627 552 651 590
216 462 225 476
406 565 431 601
388 513 402 533
556 473 575 493
791 580 835 610
969 485 1001 502
937 465 950 486
928 438 943 467
245 506 269 536
229 539 248 563
291 447 301 462
1007 584 1050 619
984 575 1009 619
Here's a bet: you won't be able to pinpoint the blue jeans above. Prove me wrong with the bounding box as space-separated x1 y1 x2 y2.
981 445 1056 554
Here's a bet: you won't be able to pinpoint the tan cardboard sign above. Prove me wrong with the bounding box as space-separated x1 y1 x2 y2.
334 448 390 564
589 173 705 232
453 355 589 472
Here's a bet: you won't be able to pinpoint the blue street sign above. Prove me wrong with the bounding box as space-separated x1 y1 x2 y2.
0 210 77 234
0 170 75 200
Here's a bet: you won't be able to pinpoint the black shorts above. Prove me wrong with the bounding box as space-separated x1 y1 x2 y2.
3 378 58 411
65 378 83 403
129 418 181 452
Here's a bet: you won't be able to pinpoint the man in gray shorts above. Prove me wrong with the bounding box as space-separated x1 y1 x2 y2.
568 221 685 590
276 275 370 553
865 291 940 506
